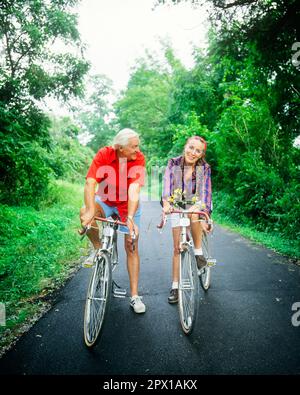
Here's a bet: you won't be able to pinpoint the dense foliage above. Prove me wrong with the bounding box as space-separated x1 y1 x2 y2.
114 0 300 241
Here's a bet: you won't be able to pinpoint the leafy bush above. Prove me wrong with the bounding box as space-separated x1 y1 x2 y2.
48 135 94 183
0 110 94 208
275 180 300 239
214 153 300 240
0 136 53 207
233 152 283 225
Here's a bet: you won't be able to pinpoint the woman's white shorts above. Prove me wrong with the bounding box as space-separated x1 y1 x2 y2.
169 213 181 228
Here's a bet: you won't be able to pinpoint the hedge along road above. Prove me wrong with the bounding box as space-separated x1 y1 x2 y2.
0 201 300 375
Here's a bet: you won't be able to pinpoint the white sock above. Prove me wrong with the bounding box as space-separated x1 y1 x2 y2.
194 248 203 256
131 294 138 300
172 282 178 290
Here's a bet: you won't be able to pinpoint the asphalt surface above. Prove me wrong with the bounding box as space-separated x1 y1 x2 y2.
0 201 300 375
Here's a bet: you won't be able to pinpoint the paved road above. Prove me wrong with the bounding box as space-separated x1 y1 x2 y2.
1 201 300 375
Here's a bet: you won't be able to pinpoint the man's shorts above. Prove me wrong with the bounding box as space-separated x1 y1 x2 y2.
95 196 141 234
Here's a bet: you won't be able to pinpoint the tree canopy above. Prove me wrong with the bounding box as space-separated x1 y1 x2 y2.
0 0 90 204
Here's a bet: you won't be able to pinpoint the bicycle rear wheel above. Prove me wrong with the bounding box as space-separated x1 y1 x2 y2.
200 232 211 291
84 252 112 347
178 247 199 335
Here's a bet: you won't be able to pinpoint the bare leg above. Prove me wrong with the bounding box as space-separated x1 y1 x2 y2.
190 213 203 249
172 227 181 283
79 202 105 249
124 235 140 297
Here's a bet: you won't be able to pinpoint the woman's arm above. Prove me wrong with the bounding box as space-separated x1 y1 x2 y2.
161 159 173 204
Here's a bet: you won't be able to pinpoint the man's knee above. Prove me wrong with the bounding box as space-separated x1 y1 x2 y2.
125 237 139 255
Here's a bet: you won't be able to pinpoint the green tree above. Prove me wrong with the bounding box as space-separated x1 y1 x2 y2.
0 0 89 105
0 0 89 205
158 0 300 142
73 74 116 153
114 55 173 161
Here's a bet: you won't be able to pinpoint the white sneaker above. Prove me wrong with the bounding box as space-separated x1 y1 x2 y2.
83 249 97 268
130 295 146 314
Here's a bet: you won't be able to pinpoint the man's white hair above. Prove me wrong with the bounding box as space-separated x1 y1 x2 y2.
112 128 139 148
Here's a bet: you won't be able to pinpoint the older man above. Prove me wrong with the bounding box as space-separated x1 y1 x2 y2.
80 128 146 313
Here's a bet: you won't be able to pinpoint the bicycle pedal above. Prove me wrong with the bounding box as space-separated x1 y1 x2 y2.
113 288 127 298
207 259 217 267
82 262 94 268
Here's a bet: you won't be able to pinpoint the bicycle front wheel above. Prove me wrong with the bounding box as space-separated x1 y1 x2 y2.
200 232 211 291
178 248 199 335
84 252 112 347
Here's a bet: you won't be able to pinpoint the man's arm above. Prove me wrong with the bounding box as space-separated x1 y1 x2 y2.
127 182 140 218
81 177 98 226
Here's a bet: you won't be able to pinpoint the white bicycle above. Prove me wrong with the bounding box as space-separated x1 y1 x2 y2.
79 215 135 347
157 206 216 335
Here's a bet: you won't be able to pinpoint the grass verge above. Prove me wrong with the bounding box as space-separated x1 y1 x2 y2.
212 190 300 260
0 180 88 357
213 212 300 261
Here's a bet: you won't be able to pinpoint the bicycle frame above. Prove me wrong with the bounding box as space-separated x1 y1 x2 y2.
96 219 118 262
81 216 136 253
93 216 136 291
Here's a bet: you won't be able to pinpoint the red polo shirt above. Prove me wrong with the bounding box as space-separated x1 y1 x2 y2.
86 146 145 220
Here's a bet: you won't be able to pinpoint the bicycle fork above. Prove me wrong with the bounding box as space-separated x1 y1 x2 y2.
179 225 192 252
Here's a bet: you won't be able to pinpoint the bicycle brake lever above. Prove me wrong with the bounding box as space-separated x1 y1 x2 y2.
157 212 167 231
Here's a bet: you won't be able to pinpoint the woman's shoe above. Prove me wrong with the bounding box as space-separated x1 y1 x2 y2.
195 255 207 270
168 288 178 304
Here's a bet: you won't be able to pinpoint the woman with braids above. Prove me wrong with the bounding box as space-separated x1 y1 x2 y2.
161 136 212 304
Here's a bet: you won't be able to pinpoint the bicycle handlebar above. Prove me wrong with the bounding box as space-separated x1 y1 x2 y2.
94 216 128 226
78 216 136 249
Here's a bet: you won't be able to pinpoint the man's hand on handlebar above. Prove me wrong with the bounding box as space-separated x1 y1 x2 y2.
80 209 94 227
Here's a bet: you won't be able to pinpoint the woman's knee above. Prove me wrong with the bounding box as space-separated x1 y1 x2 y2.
173 245 181 256
189 213 199 222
